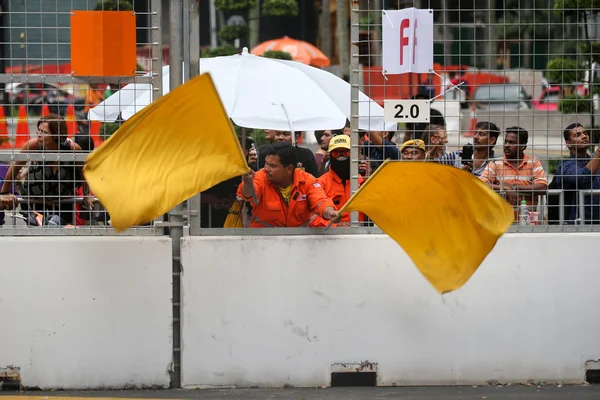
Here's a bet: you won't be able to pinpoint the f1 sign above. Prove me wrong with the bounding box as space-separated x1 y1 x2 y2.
382 8 434 75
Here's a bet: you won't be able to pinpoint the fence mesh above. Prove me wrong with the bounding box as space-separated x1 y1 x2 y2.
349 0 600 228
1 0 600 234
0 0 161 235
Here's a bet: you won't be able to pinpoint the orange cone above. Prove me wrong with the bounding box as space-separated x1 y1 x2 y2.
90 120 103 147
65 104 77 138
0 106 10 149
13 105 30 149
464 103 477 138
41 103 50 117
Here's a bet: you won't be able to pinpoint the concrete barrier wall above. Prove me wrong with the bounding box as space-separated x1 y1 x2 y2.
0 237 173 389
181 233 600 388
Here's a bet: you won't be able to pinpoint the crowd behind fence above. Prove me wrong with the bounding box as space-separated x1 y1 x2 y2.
0 0 600 235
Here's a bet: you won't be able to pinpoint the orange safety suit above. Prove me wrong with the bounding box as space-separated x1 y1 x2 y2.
310 169 365 227
236 168 335 228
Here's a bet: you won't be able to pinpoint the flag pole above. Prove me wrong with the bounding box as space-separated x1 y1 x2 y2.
323 159 391 231
241 126 259 205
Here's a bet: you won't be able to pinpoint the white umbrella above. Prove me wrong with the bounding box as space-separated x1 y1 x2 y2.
89 48 396 132
89 50 347 132
274 58 397 132
88 68 170 122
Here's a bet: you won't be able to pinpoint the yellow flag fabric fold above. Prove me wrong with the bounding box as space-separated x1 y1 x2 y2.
83 73 249 232
340 160 514 294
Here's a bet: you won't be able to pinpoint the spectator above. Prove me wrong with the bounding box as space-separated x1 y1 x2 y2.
552 123 600 224
310 135 369 227
418 73 436 99
0 114 83 226
73 134 96 225
479 126 548 209
0 161 12 226
421 124 448 160
257 130 319 177
341 119 351 136
361 130 401 171
436 121 500 176
403 101 445 144
400 139 426 161
263 129 276 144
202 135 257 228
314 129 333 175
238 142 339 227
255 129 276 174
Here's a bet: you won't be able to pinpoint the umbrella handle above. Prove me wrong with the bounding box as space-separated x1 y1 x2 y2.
280 103 296 146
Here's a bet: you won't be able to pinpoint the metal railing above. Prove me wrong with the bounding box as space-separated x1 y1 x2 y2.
1 0 600 235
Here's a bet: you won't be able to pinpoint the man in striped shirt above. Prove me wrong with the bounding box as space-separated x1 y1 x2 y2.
435 121 500 176
479 126 548 208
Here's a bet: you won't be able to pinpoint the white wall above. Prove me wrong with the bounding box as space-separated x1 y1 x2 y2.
0 237 173 390
181 233 600 388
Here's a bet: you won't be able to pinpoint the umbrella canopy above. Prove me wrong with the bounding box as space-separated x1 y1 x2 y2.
89 48 396 132
274 58 396 132
89 49 346 132
251 36 330 68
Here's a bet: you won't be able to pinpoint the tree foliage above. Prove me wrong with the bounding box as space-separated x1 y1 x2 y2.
262 0 299 17
214 0 256 11
94 0 133 11
554 0 600 15
218 25 249 43
496 0 563 41
262 50 293 60
577 42 600 64
201 44 239 58
100 122 123 141
558 94 593 114
546 58 584 84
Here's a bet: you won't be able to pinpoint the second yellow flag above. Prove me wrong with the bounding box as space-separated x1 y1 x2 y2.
340 160 514 294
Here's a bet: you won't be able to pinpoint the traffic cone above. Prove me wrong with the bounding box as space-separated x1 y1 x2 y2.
41 103 50 117
90 120 103 147
65 104 77 138
13 105 30 149
464 103 477 138
0 106 10 149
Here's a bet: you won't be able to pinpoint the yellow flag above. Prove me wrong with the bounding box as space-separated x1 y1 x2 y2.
340 160 514 294
83 73 249 232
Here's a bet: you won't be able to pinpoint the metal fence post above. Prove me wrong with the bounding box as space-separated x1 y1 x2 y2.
188 0 202 236
350 0 360 226
168 0 184 389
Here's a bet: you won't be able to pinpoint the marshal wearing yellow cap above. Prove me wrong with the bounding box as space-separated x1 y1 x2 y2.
400 139 426 160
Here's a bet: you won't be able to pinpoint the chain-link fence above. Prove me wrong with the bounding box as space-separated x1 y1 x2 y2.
2 0 600 234
0 0 163 235
349 0 600 230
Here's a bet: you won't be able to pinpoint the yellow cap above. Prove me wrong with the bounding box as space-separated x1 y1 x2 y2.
328 134 351 152
400 139 426 152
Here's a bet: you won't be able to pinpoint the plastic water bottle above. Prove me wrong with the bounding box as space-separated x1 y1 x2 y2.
519 199 529 226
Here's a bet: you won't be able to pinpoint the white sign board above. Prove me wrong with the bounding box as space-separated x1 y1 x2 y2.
382 8 434 75
384 99 430 123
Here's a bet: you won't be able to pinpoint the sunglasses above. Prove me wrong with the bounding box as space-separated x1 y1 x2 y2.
331 149 350 158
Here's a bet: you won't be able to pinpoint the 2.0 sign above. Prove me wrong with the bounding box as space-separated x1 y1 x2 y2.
384 99 430 123
382 8 434 75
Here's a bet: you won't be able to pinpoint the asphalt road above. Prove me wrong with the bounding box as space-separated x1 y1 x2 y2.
3 385 600 400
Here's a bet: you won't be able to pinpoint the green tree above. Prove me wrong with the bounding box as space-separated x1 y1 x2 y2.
205 0 299 58
551 0 600 118
262 50 293 60
94 0 133 10
495 0 569 67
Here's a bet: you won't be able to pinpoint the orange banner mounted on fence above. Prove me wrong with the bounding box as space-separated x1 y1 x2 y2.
70 11 136 76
